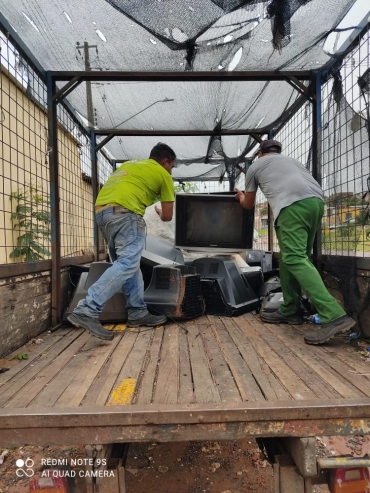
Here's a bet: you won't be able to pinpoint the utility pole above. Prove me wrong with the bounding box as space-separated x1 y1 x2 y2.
76 41 99 260
76 41 97 128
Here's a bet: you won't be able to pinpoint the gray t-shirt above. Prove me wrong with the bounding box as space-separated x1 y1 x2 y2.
245 153 324 220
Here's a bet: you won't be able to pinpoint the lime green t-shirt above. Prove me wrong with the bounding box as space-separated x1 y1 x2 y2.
96 158 174 216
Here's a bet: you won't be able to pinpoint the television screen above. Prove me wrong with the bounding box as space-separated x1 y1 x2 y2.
175 193 255 253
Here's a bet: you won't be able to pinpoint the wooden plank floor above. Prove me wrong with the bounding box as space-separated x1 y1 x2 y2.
1 313 370 410
0 313 370 443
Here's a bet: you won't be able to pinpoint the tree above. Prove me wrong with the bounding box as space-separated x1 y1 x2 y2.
9 182 51 261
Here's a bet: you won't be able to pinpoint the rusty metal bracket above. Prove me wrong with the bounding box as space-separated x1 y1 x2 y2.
283 437 318 478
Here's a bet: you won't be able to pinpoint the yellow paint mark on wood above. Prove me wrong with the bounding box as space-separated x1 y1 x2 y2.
103 324 115 330
113 324 126 331
108 378 136 405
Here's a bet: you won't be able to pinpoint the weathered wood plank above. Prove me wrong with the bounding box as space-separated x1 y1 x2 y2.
1 293 51 358
1 416 370 447
267 322 365 399
177 327 195 404
55 334 122 407
0 273 50 310
187 322 220 404
0 329 85 406
134 327 164 405
107 329 153 406
91 331 139 407
238 320 317 400
227 316 287 400
210 316 265 401
153 324 179 404
320 345 370 391
4 332 91 408
257 322 341 400
0 330 69 385
197 318 242 402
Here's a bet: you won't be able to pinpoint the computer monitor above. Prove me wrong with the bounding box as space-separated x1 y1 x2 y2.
175 193 255 253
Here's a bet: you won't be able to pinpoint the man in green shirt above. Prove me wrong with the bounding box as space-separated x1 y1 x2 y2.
68 143 176 341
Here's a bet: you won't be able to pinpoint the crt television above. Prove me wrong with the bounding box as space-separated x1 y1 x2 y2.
175 192 255 253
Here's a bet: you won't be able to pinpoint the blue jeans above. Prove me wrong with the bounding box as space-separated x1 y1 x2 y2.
74 207 148 321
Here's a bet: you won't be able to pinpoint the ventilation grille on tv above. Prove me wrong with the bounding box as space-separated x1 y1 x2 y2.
181 275 204 318
154 268 172 290
145 265 204 320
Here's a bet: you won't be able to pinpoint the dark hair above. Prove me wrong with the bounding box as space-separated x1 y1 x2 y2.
149 142 176 162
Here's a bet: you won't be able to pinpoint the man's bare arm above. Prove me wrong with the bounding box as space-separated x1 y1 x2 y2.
154 202 174 221
234 188 256 209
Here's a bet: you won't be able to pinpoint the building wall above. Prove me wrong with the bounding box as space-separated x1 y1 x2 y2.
0 71 95 357
0 71 95 264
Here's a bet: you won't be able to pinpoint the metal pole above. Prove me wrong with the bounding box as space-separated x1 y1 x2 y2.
90 131 99 262
83 42 95 129
317 457 370 469
47 72 61 325
267 130 274 252
312 72 323 269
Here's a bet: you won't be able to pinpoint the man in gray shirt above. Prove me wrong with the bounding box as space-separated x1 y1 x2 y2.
235 139 356 345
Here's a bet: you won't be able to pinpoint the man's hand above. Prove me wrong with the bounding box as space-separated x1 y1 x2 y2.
234 188 256 209
234 188 244 204
154 202 173 221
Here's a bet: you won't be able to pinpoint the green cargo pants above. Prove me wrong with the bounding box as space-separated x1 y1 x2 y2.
275 197 345 324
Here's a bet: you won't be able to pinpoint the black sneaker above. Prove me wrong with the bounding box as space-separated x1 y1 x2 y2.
304 314 356 345
127 313 167 328
260 309 302 325
67 313 114 341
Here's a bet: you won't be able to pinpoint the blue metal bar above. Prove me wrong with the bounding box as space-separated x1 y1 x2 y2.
90 131 99 261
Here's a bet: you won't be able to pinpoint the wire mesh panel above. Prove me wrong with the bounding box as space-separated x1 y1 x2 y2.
56 105 95 259
0 30 97 266
0 32 51 264
276 103 313 166
321 28 370 257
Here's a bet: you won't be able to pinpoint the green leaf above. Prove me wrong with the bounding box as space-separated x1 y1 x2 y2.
9 248 23 258
25 250 43 261
14 353 28 360
31 210 51 223
30 243 51 257
17 232 36 246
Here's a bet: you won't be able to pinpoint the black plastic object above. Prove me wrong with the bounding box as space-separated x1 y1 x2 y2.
192 257 259 316
144 264 205 320
69 263 91 288
257 276 281 298
246 250 273 272
63 262 127 323
141 234 185 289
240 266 264 295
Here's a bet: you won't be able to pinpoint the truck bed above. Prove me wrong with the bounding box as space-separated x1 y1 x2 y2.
0 313 370 447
